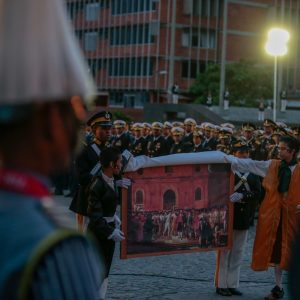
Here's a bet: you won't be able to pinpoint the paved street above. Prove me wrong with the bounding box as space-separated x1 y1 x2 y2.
54 195 288 300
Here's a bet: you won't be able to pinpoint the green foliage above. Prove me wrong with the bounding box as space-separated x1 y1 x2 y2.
112 111 132 123
189 59 273 107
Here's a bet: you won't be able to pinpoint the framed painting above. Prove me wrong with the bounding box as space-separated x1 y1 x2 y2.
121 158 233 259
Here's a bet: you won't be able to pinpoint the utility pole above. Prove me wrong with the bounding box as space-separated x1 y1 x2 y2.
219 0 228 109
168 0 177 99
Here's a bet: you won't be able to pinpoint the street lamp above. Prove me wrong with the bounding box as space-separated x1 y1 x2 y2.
265 28 289 122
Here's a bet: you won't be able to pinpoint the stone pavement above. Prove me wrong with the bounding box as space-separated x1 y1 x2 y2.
107 227 288 300
54 195 288 300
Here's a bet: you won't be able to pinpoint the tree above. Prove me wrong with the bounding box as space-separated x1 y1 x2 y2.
189 59 273 107
113 111 132 123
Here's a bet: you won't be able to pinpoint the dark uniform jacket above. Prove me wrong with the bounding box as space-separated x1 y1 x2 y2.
147 135 168 157
203 137 218 151
111 132 132 152
130 137 148 156
245 137 261 160
87 174 120 240
233 171 261 230
256 135 275 161
69 141 108 215
164 135 174 153
182 133 193 144
170 141 192 154
192 143 206 152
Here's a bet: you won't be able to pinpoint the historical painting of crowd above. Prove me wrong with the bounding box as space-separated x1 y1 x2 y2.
121 163 233 259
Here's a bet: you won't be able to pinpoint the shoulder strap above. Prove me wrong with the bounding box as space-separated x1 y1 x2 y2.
90 143 101 176
234 172 251 192
91 143 101 156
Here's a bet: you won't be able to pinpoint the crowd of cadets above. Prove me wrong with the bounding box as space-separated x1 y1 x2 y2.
128 206 228 247
104 118 300 161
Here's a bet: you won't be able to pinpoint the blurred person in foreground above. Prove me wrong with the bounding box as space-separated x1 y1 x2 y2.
0 0 105 299
225 135 300 300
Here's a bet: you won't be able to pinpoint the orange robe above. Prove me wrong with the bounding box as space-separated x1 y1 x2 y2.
251 160 300 271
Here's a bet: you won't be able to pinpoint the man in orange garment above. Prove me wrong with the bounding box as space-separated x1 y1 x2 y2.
226 135 300 300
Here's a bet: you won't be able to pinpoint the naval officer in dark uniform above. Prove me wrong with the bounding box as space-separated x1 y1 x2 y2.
256 119 276 161
215 140 261 296
69 111 112 226
130 122 148 156
169 127 193 154
163 121 174 153
182 118 196 144
87 147 129 299
192 129 206 152
147 122 168 157
111 120 132 152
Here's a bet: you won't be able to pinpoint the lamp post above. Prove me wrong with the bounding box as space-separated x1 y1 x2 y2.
265 28 289 122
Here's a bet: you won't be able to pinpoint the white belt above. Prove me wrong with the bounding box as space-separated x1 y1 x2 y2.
103 216 114 223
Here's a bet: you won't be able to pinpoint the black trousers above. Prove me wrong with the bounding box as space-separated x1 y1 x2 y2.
89 222 116 278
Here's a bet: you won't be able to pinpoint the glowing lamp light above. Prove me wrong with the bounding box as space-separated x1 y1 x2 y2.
265 28 290 56
265 28 289 122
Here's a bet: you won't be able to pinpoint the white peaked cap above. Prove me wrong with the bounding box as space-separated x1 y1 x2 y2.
0 0 95 105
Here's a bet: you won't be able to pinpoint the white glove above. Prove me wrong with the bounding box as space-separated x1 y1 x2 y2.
230 192 244 203
114 214 121 229
297 204 300 210
116 178 131 189
108 229 125 242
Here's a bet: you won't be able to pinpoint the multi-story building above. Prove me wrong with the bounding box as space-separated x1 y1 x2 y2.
66 0 300 108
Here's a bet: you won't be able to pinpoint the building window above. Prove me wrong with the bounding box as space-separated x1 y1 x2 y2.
111 0 154 15
110 91 149 108
181 60 206 79
66 2 84 19
100 0 109 8
192 0 218 17
195 188 202 201
85 3 100 21
182 28 216 49
135 190 144 205
200 30 216 48
84 32 98 51
108 58 153 77
110 24 153 46
110 91 124 106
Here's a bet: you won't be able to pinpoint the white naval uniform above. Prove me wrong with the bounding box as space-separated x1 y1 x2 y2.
215 229 248 288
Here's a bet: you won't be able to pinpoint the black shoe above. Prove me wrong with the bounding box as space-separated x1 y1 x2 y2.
216 288 232 296
228 288 243 296
264 285 284 300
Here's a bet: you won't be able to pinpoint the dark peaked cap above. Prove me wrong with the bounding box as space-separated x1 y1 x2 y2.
232 140 249 152
263 119 277 128
87 111 112 127
242 122 256 131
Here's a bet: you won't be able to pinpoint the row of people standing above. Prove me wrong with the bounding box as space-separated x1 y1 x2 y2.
109 117 300 160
